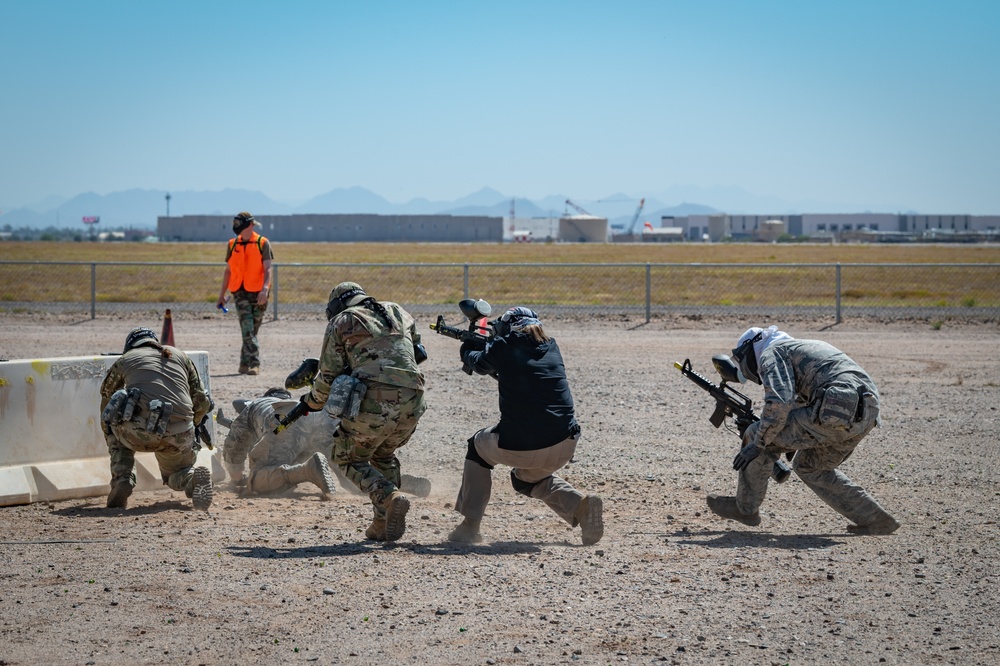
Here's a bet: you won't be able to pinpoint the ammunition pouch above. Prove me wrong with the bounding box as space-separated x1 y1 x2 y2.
324 375 367 420
813 384 862 429
144 399 174 435
122 387 142 422
102 389 129 428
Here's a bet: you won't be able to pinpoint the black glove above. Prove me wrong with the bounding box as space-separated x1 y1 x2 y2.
733 441 761 471
298 394 314 415
459 340 475 360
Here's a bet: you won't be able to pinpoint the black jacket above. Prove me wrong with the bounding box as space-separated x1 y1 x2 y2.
465 333 578 450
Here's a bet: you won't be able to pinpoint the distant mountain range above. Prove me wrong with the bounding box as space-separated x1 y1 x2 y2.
0 185 912 231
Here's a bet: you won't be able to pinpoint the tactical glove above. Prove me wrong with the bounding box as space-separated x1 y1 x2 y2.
733 442 761 471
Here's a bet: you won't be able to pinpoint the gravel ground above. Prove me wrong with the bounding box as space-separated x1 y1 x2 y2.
1 312 998 666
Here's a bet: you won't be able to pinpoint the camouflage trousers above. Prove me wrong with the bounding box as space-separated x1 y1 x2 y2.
107 422 199 494
234 289 267 368
736 395 895 525
333 387 425 520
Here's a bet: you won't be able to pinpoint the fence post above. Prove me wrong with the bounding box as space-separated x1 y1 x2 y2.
835 263 842 324
271 264 279 320
463 264 469 299
91 263 96 320
645 263 651 323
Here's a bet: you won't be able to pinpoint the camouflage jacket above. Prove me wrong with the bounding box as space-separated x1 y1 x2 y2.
99 345 212 435
754 339 878 447
307 301 424 409
221 396 339 467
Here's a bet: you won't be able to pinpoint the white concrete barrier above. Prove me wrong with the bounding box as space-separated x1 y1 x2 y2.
0 352 215 506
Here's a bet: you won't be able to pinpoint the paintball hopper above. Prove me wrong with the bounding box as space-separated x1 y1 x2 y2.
712 354 741 384
285 357 320 390
458 298 491 320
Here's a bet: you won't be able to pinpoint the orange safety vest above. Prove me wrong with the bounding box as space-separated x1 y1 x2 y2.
227 232 267 292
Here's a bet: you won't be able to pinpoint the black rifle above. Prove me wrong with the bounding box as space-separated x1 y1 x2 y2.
194 414 214 450
429 298 494 375
675 355 791 483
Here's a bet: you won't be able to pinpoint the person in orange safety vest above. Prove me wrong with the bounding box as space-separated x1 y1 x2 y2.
217 211 274 375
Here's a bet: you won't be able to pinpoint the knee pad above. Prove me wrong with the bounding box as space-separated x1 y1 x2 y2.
465 434 494 470
510 470 544 497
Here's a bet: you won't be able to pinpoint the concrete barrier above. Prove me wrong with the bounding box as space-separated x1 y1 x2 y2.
0 352 215 506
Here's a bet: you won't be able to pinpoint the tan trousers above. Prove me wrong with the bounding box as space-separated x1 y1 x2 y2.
455 427 585 526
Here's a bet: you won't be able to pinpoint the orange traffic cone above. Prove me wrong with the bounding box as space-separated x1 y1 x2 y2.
161 308 175 347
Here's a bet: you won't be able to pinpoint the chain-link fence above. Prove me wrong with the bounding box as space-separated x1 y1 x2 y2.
1 261 997 322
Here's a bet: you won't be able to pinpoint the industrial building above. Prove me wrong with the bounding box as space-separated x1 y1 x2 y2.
158 213 504 243
662 213 1000 242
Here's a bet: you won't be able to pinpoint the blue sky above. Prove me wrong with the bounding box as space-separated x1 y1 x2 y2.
2 1 998 214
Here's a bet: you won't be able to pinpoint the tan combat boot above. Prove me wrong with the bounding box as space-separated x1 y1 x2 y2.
365 518 387 541
106 482 132 509
383 491 411 541
576 495 605 546
847 515 901 535
706 494 761 527
286 453 337 498
190 466 213 511
400 473 432 498
447 517 482 544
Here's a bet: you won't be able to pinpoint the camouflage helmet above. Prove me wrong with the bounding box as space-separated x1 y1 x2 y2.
325 282 367 320
123 327 158 353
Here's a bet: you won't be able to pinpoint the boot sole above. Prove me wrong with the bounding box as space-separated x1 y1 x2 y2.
579 496 604 546
384 495 410 541
191 467 213 511
401 474 432 498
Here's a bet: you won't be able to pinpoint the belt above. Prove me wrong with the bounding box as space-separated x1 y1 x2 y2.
369 386 419 402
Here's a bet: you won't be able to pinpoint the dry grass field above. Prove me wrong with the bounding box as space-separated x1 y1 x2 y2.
2 240 1000 265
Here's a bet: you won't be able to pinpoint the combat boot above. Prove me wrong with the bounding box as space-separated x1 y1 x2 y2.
575 495 604 546
191 466 213 511
238 364 249 375
247 366 260 376
106 482 132 509
447 517 482 544
287 452 337 498
365 518 387 541
847 515 901 535
706 494 761 527
400 473 432 498
383 491 410 541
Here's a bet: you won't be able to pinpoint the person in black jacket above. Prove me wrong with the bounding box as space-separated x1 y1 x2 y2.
448 307 603 545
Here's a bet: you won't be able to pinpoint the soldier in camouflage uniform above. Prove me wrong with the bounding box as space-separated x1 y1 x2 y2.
99 327 214 511
706 325 900 535
218 388 337 498
298 282 427 541
217 388 433 500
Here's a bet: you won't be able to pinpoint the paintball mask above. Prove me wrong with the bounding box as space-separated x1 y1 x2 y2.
123 327 159 353
731 328 764 385
232 212 256 235
263 387 292 400
491 306 540 337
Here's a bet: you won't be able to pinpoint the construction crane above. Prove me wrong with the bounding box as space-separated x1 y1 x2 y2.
564 199 593 217
627 198 646 235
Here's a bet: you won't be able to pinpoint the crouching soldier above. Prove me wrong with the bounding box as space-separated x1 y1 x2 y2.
100 327 214 511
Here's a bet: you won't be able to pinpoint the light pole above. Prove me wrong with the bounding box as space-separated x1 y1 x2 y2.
165 192 171 217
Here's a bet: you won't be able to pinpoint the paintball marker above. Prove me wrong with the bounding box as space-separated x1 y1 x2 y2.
272 399 311 435
429 298 493 375
675 355 791 483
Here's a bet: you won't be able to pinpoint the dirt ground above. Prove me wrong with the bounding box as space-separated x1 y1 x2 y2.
1 311 998 666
